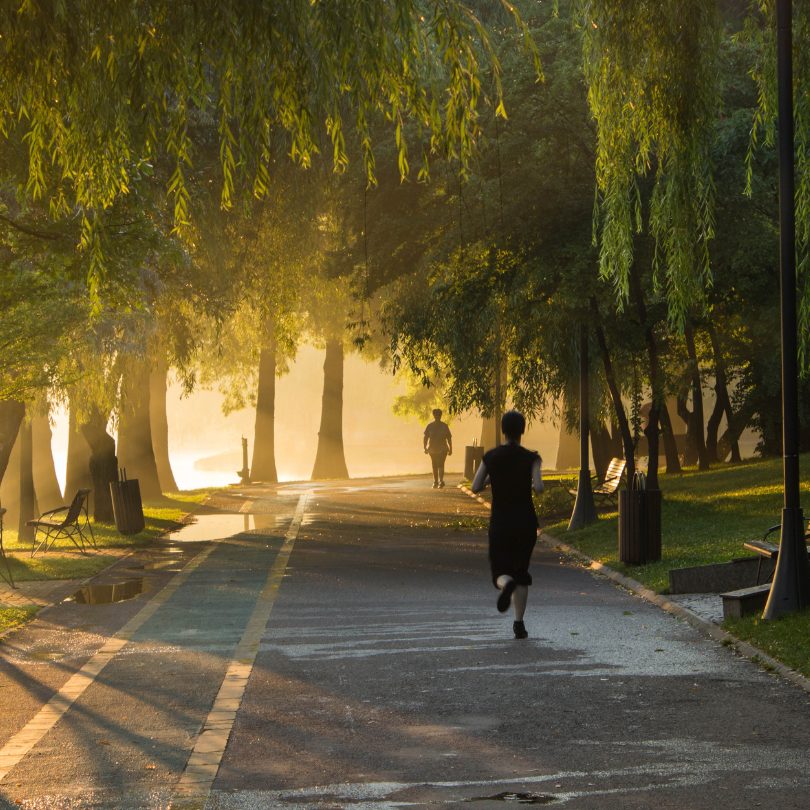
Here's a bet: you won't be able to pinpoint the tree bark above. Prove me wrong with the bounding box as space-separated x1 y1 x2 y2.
149 359 178 493
81 408 118 522
65 403 93 496
251 343 278 482
705 324 738 462
590 420 612 481
659 402 683 474
630 265 661 489
0 400 24 487
684 322 710 469
591 300 636 481
32 413 63 511
18 416 35 542
311 339 349 479
717 397 756 463
118 359 163 500
481 415 500 453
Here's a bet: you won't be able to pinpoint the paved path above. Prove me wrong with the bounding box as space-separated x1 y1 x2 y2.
0 477 808 808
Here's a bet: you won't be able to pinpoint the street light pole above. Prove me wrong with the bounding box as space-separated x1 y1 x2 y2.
569 323 597 530
763 0 810 619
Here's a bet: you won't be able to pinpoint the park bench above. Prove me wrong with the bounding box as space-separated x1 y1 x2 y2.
27 489 96 557
721 522 810 619
743 521 810 583
569 457 626 507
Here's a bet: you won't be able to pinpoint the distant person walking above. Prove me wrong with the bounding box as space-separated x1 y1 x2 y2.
471 410 543 639
424 409 453 489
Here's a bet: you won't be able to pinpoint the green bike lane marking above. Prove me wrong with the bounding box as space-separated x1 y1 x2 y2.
173 491 311 807
0 543 218 783
0 493 309 798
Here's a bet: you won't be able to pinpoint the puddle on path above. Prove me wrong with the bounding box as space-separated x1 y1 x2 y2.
165 513 256 543
66 579 147 605
165 512 281 542
467 793 557 805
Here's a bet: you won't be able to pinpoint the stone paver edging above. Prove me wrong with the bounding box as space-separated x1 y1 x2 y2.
456 482 810 697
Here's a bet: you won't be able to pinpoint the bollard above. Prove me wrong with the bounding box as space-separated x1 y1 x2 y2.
464 442 484 480
237 437 250 484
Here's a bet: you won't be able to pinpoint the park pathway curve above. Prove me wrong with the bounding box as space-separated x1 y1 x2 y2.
0 476 807 808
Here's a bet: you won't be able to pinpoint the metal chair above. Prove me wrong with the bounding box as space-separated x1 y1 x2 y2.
27 489 96 557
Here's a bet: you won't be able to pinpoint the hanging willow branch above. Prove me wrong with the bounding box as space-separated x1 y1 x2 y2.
577 0 720 329
0 0 540 294
743 0 810 367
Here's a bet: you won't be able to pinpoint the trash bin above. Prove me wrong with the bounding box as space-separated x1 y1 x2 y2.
464 445 484 480
618 471 662 564
109 469 145 535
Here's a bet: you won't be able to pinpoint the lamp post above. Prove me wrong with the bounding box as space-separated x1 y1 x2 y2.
763 0 810 619
569 324 597 530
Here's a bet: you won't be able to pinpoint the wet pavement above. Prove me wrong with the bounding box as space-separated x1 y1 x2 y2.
0 477 807 808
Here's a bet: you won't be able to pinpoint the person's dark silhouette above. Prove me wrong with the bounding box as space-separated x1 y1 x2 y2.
471 410 543 639
423 408 452 488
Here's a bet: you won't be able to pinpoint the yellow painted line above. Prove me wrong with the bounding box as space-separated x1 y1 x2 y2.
173 491 311 806
0 542 218 784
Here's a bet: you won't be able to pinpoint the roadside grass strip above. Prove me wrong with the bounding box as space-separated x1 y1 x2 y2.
173 491 311 808
545 455 810 594
0 543 217 783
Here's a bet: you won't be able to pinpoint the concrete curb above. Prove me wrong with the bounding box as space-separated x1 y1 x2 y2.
457 482 810 697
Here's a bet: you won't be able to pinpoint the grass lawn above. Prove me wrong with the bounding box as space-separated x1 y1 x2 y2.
0 489 215 632
543 455 810 593
542 456 810 679
0 490 211 583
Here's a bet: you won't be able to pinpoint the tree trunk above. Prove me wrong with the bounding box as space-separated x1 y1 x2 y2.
676 394 700 465
481 415 500 453
118 359 163 500
0 400 24 487
676 394 702 465
66 403 93 496
659 402 683 474
717 397 756 463
684 323 710 470
592 299 636 482
251 343 278 482
311 339 349 479
32 413 63 511
149 359 178 493
630 265 661 489
590 420 612 481
81 408 118 523
706 325 737 462
18 416 35 542
0 430 20 527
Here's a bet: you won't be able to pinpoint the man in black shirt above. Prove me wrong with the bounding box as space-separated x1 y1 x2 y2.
471 410 543 639
423 408 453 488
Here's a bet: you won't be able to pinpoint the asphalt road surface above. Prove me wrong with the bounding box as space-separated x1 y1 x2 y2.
0 476 809 809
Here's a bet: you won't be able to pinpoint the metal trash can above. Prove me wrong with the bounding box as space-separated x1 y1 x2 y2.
109 468 145 535
464 445 484 480
618 472 662 564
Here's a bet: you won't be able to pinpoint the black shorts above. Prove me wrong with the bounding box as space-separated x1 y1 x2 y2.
488 526 537 587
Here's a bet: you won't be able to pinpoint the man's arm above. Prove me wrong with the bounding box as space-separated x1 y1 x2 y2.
532 457 544 494
423 427 430 453
446 426 453 456
471 461 488 493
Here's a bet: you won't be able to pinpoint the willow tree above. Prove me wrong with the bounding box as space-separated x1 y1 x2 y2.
0 0 538 292
744 1 810 360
